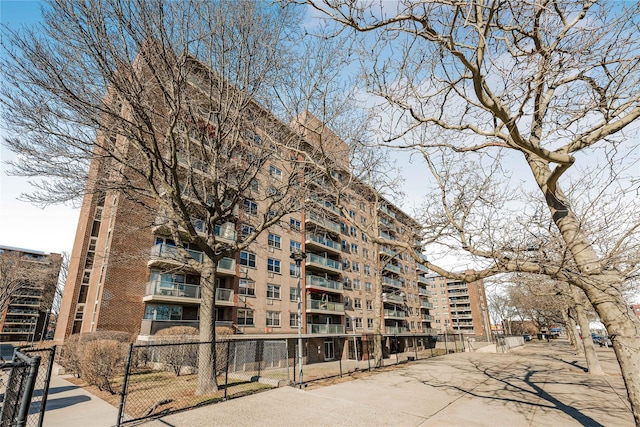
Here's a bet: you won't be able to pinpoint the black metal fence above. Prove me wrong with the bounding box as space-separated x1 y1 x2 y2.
116 333 494 425
0 346 56 427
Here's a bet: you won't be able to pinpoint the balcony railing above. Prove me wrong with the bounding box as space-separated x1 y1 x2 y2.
215 288 234 305
416 263 429 273
418 287 429 296
307 212 341 234
214 223 237 241
306 275 343 292
307 323 345 334
383 264 402 274
420 301 434 309
384 309 406 319
306 298 345 313
306 253 342 271
385 326 407 334
382 276 403 288
150 243 204 263
217 257 236 275
422 314 435 321
306 234 341 252
146 281 202 299
379 231 397 241
417 276 430 285
307 196 341 216
382 293 405 304
379 205 396 219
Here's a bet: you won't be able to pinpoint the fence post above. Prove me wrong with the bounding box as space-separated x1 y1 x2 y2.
117 343 134 427
16 354 40 427
292 341 296 384
37 346 56 427
366 339 371 371
338 338 343 378
224 341 231 401
414 336 418 361
257 340 263 378
394 336 399 365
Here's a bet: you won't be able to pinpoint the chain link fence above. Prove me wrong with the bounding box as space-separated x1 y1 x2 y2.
0 346 56 427
118 339 288 425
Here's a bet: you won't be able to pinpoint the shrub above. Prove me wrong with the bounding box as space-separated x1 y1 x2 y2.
59 331 133 377
81 339 126 394
154 326 199 376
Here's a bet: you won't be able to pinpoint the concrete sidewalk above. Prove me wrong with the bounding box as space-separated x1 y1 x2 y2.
136 340 633 427
43 373 118 427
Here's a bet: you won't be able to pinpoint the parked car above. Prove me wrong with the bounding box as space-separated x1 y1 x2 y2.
523 333 532 342
591 334 612 348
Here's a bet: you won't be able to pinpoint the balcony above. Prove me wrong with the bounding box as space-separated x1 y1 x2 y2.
418 287 429 296
306 275 343 294
420 301 434 309
383 309 406 319
383 263 402 274
214 223 237 243
423 328 438 335
379 247 397 257
305 234 341 254
450 297 470 304
144 281 202 303
148 243 204 269
447 281 467 290
306 298 345 315
382 293 405 304
216 257 236 276
382 276 403 289
306 253 342 274
416 263 429 273
307 196 341 216
379 231 397 241
215 288 235 306
306 323 345 334
422 314 435 321
417 275 430 285
306 211 341 234
378 205 396 219
385 326 407 334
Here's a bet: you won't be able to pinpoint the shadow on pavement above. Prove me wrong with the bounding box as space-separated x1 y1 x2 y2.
400 342 627 426
40 395 91 412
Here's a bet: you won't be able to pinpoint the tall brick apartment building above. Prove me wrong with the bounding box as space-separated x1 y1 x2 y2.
55 54 436 362
0 245 61 343
425 274 491 338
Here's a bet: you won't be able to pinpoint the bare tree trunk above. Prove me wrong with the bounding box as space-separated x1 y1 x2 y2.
572 287 604 375
580 273 640 426
563 308 582 355
197 260 218 394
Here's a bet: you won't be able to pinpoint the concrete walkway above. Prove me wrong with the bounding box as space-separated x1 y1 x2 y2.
41 340 633 426
43 373 118 427
136 340 633 427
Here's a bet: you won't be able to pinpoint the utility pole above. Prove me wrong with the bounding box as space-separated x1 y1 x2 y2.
290 250 306 389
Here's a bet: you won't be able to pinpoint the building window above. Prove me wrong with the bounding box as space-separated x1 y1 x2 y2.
354 298 362 309
241 224 255 238
363 248 369 259
346 316 351 328
240 251 256 268
351 243 358 254
361 232 368 242
242 199 258 215
289 218 301 231
268 233 281 249
267 258 281 273
267 284 281 299
239 279 255 296
290 240 301 253
290 313 299 327
238 309 254 326
350 226 357 236
366 300 373 311
349 210 356 219
250 179 259 192
361 216 367 225
352 262 360 272
290 287 300 302
354 317 362 328
353 279 361 290
269 165 283 180
266 311 280 327
367 318 373 329
365 282 372 293
364 265 370 275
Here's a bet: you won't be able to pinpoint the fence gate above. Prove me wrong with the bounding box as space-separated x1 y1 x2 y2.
0 347 56 427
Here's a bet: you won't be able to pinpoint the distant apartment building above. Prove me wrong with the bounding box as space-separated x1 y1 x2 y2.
54 54 435 362
0 245 61 343
424 274 490 338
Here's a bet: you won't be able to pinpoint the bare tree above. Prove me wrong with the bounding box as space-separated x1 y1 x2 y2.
302 1 640 422
0 251 32 316
0 0 350 394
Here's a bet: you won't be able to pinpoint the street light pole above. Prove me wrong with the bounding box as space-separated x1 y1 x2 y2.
290 250 306 389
